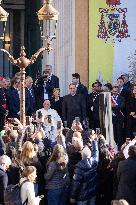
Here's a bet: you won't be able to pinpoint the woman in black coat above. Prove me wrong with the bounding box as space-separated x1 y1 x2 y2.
126 84 136 138
50 88 63 118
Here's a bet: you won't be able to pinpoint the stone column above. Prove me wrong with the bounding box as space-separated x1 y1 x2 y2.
42 0 89 95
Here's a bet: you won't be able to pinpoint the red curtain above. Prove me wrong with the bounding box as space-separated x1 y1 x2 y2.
106 0 120 6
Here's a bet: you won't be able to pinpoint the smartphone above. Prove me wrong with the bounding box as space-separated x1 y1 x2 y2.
63 121 67 128
8 118 14 124
48 115 52 123
13 126 18 130
32 113 36 121
39 195 44 199
38 111 42 119
75 117 80 124
26 116 30 125
57 121 61 129
96 128 101 135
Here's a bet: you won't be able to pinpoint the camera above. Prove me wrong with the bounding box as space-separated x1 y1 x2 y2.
96 128 101 135
26 116 30 126
75 117 80 124
57 121 61 129
8 118 15 124
13 126 18 130
38 111 42 119
48 115 52 123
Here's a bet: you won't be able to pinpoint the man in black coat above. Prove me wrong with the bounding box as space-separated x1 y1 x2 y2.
87 82 102 130
34 65 59 109
117 77 130 100
0 155 11 205
116 145 136 205
111 86 125 147
62 83 86 128
0 89 7 132
70 139 99 204
72 73 88 97
25 76 36 116
121 73 132 91
7 77 20 118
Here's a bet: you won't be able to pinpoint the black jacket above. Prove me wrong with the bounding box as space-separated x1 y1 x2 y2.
25 87 36 116
62 94 86 128
0 167 8 205
0 88 7 131
50 97 63 118
70 141 99 201
7 87 20 118
76 83 88 97
116 157 136 205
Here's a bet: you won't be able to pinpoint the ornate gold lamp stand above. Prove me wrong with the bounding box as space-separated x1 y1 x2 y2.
0 0 59 126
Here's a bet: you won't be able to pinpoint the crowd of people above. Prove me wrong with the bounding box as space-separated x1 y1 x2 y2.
0 64 136 205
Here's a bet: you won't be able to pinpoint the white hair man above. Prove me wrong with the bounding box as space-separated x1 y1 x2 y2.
36 99 62 144
0 155 11 205
70 138 99 205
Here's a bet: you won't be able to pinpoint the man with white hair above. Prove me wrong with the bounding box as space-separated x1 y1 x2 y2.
36 99 61 144
0 155 11 205
70 138 99 205
36 99 61 123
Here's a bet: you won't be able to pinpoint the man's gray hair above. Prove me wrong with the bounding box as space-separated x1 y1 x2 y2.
0 155 11 166
81 146 91 160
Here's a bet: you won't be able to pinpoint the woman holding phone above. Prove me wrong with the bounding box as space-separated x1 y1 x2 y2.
45 144 70 205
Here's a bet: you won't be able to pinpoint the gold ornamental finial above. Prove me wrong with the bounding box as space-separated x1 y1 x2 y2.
37 0 59 21
0 0 9 22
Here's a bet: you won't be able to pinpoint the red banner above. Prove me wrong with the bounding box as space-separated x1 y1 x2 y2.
106 0 120 6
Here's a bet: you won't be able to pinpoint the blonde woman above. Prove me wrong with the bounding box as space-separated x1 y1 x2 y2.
20 141 44 196
20 141 37 163
20 166 41 205
45 144 70 205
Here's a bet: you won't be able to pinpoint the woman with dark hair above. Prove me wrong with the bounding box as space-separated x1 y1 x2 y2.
45 144 70 205
96 136 114 205
20 166 41 205
126 84 136 138
50 88 63 118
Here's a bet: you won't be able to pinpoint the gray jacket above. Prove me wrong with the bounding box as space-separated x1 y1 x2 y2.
45 161 70 190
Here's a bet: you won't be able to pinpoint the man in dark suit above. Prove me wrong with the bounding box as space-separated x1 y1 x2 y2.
121 73 132 91
116 145 136 205
72 73 88 97
111 86 125 148
25 76 36 116
0 77 8 131
34 65 59 109
87 82 102 130
7 77 20 118
62 83 86 128
117 77 130 100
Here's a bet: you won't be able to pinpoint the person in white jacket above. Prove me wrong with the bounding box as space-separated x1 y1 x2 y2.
20 166 41 205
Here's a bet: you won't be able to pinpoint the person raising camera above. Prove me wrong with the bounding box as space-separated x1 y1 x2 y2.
34 65 59 109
